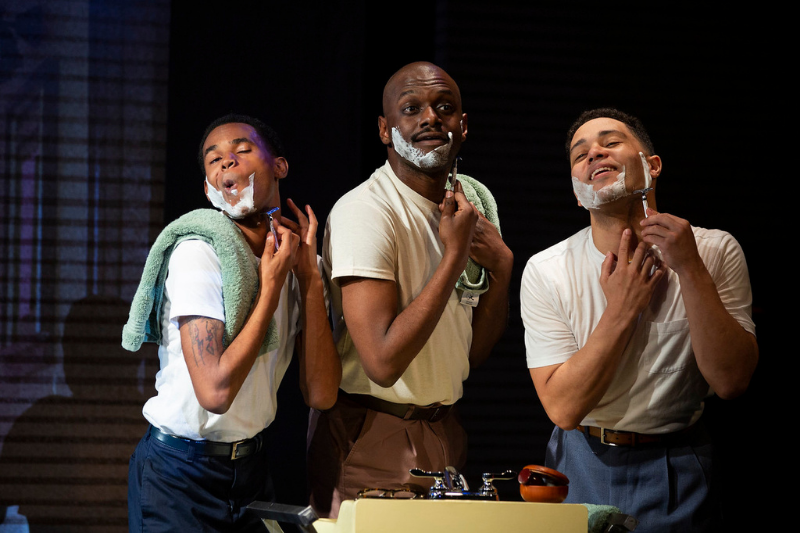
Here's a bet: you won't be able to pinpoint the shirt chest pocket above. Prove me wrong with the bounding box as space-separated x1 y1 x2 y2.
639 318 693 374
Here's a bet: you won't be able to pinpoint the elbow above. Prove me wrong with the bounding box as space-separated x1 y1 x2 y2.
714 377 751 400
542 402 585 432
363 366 402 388
306 386 340 411
196 388 234 415
550 413 583 432
367 372 402 389
358 351 404 388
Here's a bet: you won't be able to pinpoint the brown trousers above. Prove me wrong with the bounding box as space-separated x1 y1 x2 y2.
307 393 467 518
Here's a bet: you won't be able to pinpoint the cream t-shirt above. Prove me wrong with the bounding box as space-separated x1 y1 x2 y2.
323 162 473 406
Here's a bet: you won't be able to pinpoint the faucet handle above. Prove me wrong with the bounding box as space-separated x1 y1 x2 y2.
409 468 447 492
479 470 517 498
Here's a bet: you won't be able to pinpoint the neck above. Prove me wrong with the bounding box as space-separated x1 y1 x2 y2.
589 193 657 258
388 152 451 203
232 213 270 256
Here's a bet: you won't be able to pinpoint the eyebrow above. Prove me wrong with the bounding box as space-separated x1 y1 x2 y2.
397 87 455 101
569 129 628 154
203 137 254 158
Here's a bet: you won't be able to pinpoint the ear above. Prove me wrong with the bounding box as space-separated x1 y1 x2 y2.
204 178 210 201
273 157 289 180
647 154 662 180
378 116 391 146
460 112 468 141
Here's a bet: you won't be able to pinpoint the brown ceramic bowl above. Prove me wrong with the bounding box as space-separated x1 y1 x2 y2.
518 465 569 503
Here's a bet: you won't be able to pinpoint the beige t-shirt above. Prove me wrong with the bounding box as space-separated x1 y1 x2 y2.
323 162 473 406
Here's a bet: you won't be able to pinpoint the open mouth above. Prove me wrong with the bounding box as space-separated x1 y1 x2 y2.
589 166 615 181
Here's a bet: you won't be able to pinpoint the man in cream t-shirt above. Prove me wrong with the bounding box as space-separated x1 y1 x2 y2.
307 62 513 518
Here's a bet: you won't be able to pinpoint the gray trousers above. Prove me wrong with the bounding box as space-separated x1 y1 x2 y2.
547 424 718 532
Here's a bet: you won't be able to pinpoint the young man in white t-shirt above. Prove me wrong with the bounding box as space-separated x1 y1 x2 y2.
126 114 341 531
308 62 513 518
520 108 758 531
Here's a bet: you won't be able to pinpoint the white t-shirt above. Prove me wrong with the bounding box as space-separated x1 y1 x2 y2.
323 161 473 406
142 240 299 442
520 226 756 434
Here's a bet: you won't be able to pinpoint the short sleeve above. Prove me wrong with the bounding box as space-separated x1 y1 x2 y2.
327 199 396 282
703 232 756 336
165 240 225 322
520 259 579 369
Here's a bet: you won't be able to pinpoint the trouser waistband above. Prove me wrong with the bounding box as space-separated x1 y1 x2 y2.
149 425 265 460
339 390 453 423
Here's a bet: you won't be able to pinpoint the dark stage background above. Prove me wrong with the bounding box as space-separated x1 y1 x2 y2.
1 1 778 531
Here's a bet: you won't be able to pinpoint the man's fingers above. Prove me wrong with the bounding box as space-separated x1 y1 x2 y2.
441 189 456 216
617 229 632 262
286 198 309 226
600 251 617 281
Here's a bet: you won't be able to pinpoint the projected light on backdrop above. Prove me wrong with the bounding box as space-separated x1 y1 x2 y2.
0 1 168 531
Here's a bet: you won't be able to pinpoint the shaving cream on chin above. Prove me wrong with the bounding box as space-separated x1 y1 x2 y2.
391 127 453 169
571 165 629 210
205 172 256 219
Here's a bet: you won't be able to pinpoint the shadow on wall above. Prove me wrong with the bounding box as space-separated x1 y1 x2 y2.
0 295 157 532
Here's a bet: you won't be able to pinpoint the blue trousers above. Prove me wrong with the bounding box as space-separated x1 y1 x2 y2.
128 427 274 532
547 424 718 533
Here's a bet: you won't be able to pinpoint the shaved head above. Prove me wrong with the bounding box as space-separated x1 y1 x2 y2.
382 62 462 117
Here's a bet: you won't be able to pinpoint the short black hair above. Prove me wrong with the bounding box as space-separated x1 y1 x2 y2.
566 108 655 160
198 113 286 174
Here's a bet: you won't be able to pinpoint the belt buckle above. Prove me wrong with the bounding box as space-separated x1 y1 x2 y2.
599 428 619 447
230 440 246 460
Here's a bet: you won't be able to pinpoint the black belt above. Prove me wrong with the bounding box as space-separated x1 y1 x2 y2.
149 425 264 460
340 390 452 423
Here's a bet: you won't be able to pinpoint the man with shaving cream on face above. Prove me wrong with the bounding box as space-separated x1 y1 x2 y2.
123 114 341 531
307 62 513 518
520 108 758 531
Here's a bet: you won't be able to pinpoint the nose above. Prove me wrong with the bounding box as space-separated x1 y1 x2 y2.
419 105 441 128
587 143 606 164
221 152 237 170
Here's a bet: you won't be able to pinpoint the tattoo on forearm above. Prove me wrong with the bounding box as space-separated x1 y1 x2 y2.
188 318 220 366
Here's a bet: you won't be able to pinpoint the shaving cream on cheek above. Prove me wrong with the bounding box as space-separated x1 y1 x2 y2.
639 152 653 189
205 172 256 219
571 165 629 210
391 127 453 169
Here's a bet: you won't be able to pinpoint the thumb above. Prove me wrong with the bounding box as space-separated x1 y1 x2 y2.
264 232 276 257
441 189 455 217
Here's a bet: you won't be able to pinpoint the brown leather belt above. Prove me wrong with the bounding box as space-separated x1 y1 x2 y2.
340 390 452 423
577 425 692 447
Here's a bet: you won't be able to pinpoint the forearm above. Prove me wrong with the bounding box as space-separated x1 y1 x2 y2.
679 267 758 399
468 255 513 368
182 277 283 414
297 274 341 410
344 250 467 387
532 309 639 430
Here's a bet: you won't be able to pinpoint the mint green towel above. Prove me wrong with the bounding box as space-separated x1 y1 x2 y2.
584 504 628 533
451 173 501 296
122 209 278 353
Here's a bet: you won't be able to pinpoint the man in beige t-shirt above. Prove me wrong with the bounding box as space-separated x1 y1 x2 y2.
308 62 513 518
